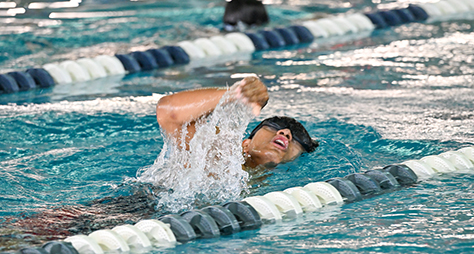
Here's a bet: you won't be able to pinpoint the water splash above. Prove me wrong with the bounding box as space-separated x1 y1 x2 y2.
137 90 254 213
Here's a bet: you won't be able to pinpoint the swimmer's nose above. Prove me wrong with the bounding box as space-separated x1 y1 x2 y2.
277 129 292 141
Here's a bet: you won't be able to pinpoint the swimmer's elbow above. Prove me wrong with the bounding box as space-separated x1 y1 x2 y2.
156 96 178 133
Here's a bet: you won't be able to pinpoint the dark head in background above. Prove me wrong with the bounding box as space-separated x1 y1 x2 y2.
223 0 269 31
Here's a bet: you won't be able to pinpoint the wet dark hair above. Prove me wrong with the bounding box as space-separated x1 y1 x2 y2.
223 0 269 28
248 116 319 153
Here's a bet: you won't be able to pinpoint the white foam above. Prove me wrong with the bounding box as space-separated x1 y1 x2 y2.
136 89 253 213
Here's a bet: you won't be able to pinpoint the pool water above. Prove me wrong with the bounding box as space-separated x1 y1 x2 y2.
1 0 474 253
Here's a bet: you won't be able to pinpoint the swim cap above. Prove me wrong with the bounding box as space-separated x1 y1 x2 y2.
223 0 269 31
248 116 319 153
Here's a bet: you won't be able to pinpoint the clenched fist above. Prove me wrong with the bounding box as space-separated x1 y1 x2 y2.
231 75 269 116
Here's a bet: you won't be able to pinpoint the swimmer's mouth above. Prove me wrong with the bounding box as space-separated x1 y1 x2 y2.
272 136 288 150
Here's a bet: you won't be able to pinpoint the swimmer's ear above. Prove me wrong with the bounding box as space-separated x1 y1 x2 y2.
242 139 251 153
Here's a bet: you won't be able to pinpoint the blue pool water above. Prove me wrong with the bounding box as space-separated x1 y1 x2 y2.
1 0 474 253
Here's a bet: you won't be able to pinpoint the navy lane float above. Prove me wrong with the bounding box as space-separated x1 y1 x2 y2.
16 146 466 254
8 147 474 254
3 0 474 95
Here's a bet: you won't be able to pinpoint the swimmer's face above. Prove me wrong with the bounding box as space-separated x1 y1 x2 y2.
242 126 305 168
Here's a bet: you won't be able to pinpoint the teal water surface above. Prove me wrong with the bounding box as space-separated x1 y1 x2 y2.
1 0 474 253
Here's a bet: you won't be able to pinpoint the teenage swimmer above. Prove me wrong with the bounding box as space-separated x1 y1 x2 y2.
156 76 319 170
5 76 318 237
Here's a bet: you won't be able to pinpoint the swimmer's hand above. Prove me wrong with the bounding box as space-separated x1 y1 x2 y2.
231 76 269 116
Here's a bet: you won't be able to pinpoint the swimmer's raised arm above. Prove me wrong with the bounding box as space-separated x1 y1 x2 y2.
156 76 269 141
156 88 227 137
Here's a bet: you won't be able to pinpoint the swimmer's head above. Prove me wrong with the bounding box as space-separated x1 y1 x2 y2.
223 0 269 31
249 116 319 153
242 116 319 168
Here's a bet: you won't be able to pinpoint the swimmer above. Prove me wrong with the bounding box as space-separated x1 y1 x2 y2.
223 0 269 31
5 77 318 238
156 76 319 170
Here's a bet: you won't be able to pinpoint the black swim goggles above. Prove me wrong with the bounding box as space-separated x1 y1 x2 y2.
248 116 319 153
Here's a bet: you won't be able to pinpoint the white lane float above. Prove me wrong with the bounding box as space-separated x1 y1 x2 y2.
345 13 376 31
402 159 437 179
76 58 107 79
209 35 238 54
43 63 73 84
459 0 474 10
177 40 206 60
313 18 345 36
418 3 444 17
263 191 303 218
434 0 458 14
112 224 152 250
303 182 344 205
64 235 104 254
447 0 470 12
59 60 91 82
243 196 282 222
134 219 177 246
329 16 359 34
88 229 130 253
194 38 223 57
93 55 126 76
438 151 474 170
302 20 329 38
421 155 457 173
224 32 256 52
458 147 474 162
283 187 322 212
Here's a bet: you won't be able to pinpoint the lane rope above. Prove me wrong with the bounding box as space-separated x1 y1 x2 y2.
5 0 474 94
8 0 474 252
13 146 467 254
